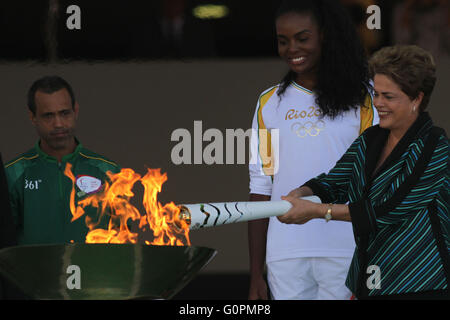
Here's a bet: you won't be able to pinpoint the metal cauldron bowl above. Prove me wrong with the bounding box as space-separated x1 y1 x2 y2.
0 243 216 300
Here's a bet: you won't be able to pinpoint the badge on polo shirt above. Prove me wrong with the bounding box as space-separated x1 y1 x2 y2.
76 175 102 197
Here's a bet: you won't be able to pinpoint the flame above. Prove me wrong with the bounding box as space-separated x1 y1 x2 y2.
64 164 190 246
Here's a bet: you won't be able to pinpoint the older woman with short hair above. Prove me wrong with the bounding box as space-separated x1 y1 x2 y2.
278 45 449 300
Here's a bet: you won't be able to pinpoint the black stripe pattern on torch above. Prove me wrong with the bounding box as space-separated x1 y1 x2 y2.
199 204 210 228
208 203 221 227
223 203 233 225
233 202 244 223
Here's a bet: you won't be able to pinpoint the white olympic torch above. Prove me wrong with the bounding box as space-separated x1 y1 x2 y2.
178 196 321 230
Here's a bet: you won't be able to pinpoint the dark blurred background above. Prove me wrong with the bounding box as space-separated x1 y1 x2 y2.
3 0 439 61
0 0 449 300
2 0 449 62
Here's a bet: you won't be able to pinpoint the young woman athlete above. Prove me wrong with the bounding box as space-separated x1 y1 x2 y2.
248 0 378 300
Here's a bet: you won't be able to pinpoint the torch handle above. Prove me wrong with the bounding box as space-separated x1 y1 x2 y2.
179 196 321 230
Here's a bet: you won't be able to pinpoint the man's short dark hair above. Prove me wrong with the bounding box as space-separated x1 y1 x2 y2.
27 76 76 115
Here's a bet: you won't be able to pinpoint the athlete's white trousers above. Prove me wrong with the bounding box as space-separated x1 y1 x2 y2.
267 257 353 300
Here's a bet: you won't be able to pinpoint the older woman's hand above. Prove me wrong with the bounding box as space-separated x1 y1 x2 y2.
277 195 321 225
285 187 303 198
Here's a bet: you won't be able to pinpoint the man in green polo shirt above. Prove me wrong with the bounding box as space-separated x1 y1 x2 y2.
4 76 120 245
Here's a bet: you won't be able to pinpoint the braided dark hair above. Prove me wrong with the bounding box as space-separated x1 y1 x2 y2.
276 0 371 118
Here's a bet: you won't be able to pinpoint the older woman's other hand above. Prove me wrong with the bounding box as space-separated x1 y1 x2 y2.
285 186 314 199
286 187 303 198
278 196 321 225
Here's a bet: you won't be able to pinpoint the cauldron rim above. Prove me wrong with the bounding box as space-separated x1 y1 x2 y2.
0 243 217 300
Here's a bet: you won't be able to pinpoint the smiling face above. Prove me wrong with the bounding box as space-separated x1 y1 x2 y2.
276 12 322 88
373 74 423 135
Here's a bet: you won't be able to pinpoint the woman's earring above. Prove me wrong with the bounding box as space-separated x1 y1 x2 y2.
413 105 416 112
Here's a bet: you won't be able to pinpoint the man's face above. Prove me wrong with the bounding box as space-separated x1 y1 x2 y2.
30 88 79 152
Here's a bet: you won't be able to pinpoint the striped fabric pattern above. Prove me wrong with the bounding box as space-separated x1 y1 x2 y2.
305 113 449 297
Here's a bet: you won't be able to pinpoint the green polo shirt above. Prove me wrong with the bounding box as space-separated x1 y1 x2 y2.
4 141 120 245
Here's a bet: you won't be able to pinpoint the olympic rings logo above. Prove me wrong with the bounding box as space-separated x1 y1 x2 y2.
291 120 325 138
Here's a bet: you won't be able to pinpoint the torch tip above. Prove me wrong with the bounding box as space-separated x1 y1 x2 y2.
178 205 192 226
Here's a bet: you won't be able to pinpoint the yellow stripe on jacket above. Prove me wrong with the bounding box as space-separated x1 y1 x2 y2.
360 94 375 135
257 87 278 176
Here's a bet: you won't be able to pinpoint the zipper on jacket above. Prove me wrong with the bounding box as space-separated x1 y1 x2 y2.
58 162 64 200
58 162 66 233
